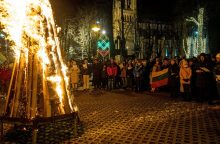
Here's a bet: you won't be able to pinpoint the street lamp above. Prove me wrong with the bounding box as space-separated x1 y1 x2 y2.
91 26 100 32
102 30 106 35
89 25 101 60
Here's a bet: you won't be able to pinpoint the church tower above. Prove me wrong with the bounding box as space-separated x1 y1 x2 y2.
113 0 137 58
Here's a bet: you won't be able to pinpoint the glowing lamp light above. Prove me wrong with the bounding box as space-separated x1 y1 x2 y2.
92 27 100 32
102 30 106 35
165 48 168 57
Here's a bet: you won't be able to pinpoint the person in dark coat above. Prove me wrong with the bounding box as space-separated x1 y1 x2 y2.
189 58 197 100
126 61 134 90
101 63 108 89
161 58 170 70
133 60 143 92
168 59 179 97
195 53 210 102
115 62 121 89
206 54 219 104
92 58 102 89
144 60 152 90
213 53 220 100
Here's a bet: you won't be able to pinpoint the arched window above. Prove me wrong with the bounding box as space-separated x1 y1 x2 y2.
127 0 131 9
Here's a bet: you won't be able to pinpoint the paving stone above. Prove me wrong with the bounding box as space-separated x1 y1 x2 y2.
1 90 220 143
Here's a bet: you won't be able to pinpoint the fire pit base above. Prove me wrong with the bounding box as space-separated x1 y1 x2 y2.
0 112 80 144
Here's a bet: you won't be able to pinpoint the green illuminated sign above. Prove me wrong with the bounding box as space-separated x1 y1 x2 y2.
97 34 110 57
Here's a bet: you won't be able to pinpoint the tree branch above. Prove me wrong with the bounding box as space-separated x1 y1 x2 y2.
186 17 200 26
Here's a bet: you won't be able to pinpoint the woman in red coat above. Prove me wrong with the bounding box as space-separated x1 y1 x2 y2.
107 59 118 90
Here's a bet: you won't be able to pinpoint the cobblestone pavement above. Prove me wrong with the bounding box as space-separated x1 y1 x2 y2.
66 90 220 144
1 90 220 144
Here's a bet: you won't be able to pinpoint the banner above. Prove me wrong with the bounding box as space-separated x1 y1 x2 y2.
151 68 169 88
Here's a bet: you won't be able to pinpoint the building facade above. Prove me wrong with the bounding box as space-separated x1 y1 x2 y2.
113 0 137 59
113 0 210 60
113 0 180 60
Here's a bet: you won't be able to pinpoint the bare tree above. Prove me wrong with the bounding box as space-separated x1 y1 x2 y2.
62 2 101 60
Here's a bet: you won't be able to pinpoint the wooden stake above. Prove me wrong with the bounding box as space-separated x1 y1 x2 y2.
4 62 17 114
30 54 38 118
42 68 51 117
11 53 25 117
27 54 33 119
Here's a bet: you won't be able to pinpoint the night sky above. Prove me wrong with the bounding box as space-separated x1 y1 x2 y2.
138 0 176 21
51 0 177 21
50 0 204 22
50 0 220 53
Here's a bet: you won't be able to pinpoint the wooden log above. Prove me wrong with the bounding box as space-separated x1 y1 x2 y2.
32 128 38 144
30 54 38 118
4 62 17 114
11 53 25 117
27 54 33 119
9 54 23 117
42 68 51 117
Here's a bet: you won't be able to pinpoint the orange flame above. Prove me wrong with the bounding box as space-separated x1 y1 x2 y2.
0 0 77 112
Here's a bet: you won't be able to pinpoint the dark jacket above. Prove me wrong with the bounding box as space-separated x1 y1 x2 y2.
126 66 134 78
214 62 220 76
195 62 210 88
81 64 90 75
168 63 179 87
93 63 102 77
133 64 143 78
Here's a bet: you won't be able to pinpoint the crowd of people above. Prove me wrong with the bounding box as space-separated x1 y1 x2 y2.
68 53 220 104
0 52 220 105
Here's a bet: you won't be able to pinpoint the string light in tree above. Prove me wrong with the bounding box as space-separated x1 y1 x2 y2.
185 7 208 57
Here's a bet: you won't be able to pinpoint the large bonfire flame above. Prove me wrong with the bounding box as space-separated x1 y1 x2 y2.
0 0 77 119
